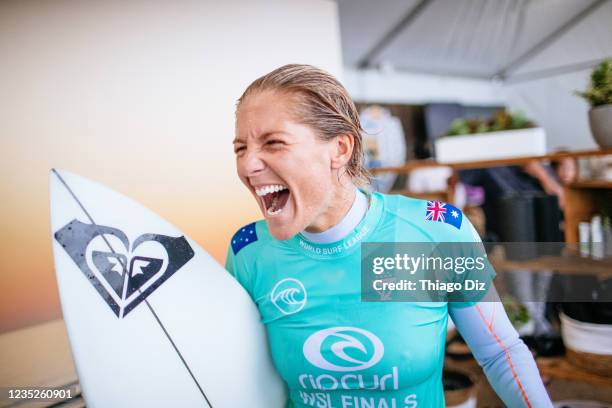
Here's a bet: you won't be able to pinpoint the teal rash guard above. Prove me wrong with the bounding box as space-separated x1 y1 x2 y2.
226 192 552 408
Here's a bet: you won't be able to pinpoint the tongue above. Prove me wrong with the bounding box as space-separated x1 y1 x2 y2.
267 190 290 212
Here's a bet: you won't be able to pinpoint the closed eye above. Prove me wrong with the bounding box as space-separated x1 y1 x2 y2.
266 139 284 147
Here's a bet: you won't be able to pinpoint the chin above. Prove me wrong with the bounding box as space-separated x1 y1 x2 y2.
267 222 300 241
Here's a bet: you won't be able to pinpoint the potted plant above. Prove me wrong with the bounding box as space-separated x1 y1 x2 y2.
434 111 547 163
576 59 612 148
502 295 533 336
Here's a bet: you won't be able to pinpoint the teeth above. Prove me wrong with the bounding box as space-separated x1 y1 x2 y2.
255 184 287 197
267 207 282 216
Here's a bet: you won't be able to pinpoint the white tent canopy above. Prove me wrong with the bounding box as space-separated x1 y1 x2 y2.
338 0 612 150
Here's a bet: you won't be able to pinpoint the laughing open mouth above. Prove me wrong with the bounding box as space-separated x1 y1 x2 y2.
255 184 290 216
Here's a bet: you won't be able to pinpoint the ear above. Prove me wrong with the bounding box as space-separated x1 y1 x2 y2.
330 133 355 170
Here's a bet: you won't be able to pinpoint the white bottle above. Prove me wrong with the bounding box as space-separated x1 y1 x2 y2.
591 215 604 260
578 222 591 257
603 217 612 258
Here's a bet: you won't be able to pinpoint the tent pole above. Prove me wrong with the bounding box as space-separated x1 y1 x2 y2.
495 0 608 80
357 0 432 70
504 57 612 84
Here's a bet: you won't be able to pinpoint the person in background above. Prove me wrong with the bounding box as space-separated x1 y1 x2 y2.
459 157 576 240
459 157 577 337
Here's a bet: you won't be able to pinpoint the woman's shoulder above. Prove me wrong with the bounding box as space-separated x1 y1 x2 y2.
377 191 425 210
225 220 278 289
375 192 477 242
228 219 275 260
376 191 432 222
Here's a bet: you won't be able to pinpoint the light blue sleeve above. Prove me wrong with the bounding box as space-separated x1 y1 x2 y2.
449 298 553 407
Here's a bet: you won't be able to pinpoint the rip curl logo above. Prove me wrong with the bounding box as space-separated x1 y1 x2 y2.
54 219 194 318
303 327 384 372
270 278 307 315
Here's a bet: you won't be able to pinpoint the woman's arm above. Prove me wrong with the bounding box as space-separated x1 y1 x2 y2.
449 299 553 407
522 160 566 208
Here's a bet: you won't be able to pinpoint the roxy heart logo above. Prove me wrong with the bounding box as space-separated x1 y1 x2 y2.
303 327 384 372
270 278 307 315
54 219 194 318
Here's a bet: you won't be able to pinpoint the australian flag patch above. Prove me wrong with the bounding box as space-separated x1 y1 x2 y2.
425 200 463 229
231 222 258 255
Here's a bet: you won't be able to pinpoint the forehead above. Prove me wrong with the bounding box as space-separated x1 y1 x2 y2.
235 91 299 137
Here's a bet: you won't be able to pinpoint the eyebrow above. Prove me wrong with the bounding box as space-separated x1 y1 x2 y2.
232 131 289 144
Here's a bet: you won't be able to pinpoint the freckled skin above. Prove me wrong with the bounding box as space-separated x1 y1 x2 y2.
234 91 355 240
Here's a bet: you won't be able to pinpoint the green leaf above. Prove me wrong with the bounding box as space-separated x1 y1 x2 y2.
576 59 612 106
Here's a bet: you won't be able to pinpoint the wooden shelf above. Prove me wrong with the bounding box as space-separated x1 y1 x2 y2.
376 149 611 246
489 251 612 278
371 148 612 174
537 357 612 387
390 189 451 203
569 180 612 189
564 183 612 244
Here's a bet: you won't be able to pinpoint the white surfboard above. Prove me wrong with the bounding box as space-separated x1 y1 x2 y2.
49 169 287 407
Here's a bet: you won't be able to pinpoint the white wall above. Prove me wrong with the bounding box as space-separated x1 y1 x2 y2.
0 0 342 332
505 70 597 151
344 67 600 151
344 68 506 106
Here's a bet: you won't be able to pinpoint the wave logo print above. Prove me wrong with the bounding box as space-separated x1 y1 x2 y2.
303 327 384 372
54 219 194 318
270 278 307 315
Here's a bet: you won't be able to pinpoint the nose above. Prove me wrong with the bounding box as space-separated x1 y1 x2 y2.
239 148 266 177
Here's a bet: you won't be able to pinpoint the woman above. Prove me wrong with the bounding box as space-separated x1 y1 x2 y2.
226 64 552 408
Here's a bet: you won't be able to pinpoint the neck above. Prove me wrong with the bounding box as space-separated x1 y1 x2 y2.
301 189 368 244
304 181 355 233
